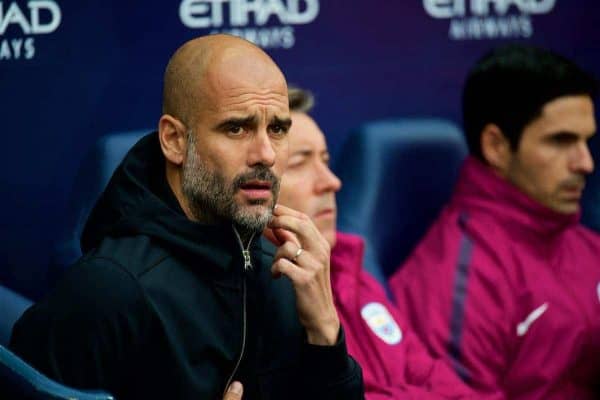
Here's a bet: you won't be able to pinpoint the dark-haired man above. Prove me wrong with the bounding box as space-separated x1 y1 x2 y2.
390 45 600 399
10 35 363 400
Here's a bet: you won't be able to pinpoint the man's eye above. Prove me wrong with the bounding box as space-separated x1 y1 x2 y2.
270 125 288 136
228 125 243 135
288 158 305 168
551 134 577 144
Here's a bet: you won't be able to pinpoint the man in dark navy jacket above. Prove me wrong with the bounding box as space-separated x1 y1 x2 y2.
10 34 363 400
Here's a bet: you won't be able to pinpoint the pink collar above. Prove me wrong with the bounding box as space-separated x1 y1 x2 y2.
453 156 580 238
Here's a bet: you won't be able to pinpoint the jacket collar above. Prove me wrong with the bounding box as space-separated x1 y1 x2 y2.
453 156 580 239
82 132 263 273
331 232 365 278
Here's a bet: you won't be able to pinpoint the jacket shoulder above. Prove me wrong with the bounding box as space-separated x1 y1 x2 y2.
85 234 172 278
40 254 150 322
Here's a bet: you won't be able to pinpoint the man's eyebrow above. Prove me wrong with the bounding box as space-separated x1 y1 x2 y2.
213 115 257 131
547 130 595 139
271 116 292 130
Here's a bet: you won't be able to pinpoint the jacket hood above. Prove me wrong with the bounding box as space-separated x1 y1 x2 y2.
81 132 242 268
453 156 580 238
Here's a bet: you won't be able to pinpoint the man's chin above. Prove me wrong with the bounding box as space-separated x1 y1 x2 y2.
315 221 337 248
233 203 274 232
548 199 581 215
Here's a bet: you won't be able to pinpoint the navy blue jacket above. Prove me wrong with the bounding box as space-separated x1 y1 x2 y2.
10 133 364 399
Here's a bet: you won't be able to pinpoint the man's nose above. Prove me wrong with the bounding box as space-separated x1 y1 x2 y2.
570 142 595 175
316 163 342 193
248 130 276 167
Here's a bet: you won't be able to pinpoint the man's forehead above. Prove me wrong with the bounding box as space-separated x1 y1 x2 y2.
204 47 286 90
290 115 328 153
201 74 288 115
532 95 596 135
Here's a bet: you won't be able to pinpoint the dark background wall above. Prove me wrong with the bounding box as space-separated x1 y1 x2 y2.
1 0 599 298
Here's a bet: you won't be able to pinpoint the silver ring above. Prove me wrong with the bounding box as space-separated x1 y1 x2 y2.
292 247 303 262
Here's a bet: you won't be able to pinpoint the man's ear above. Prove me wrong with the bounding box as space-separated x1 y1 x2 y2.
480 123 512 175
158 115 187 166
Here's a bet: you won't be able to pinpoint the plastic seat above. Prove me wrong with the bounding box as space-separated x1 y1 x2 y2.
0 344 114 400
582 135 600 233
334 118 467 286
48 130 149 287
0 285 33 347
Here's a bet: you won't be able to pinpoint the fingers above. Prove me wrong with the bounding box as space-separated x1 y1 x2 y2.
272 204 307 219
262 228 280 246
274 241 303 263
269 209 327 252
271 241 340 346
271 256 314 285
273 227 300 247
272 241 305 278
223 381 243 400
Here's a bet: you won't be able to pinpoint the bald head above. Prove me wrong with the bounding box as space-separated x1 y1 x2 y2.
162 34 286 126
158 34 290 230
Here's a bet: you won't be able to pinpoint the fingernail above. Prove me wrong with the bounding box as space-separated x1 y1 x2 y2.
229 381 243 395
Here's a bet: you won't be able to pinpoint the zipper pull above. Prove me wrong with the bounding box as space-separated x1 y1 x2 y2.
242 249 253 271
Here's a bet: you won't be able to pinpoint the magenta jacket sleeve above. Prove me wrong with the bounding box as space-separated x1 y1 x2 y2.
331 232 476 399
389 218 512 399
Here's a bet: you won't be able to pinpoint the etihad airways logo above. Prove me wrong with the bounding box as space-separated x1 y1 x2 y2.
423 0 557 40
179 0 320 49
0 1 62 61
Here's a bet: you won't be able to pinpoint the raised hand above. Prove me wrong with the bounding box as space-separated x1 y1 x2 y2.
267 204 340 345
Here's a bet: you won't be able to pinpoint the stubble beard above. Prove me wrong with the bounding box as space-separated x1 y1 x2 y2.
181 133 280 234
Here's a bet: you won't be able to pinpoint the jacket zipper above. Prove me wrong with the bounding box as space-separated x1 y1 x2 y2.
223 229 255 396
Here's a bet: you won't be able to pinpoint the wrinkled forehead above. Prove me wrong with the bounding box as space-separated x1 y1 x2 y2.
201 48 289 113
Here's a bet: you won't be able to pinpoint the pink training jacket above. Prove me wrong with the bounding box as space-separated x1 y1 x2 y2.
331 231 475 399
389 157 600 400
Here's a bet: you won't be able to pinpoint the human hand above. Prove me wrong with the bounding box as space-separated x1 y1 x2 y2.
223 381 243 400
266 204 340 346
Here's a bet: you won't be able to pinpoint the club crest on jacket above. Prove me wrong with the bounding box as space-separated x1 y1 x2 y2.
360 302 402 345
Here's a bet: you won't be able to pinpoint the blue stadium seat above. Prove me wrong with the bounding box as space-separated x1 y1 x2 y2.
48 130 149 288
0 131 147 400
0 285 32 347
582 134 600 233
334 118 467 286
0 344 114 400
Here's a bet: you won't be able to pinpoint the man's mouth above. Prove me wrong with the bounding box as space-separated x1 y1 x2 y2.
563 186 584 197
314 208 335 219
239 180 273 200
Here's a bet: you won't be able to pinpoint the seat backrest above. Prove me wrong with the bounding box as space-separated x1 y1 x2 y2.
48 130 149 287
582 134 600 233
0 344 114 400
0 285 33 347
334 118 467 284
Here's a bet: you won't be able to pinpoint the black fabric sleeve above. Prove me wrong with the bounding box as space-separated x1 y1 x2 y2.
9 256 154 395
301 326 365 399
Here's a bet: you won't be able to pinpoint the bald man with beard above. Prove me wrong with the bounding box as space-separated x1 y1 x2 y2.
9 35 364 400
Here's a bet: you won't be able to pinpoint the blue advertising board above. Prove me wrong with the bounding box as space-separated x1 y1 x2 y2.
1 0 599 298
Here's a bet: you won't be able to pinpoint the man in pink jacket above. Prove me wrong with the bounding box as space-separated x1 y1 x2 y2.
272 86 474 399
389 45 600 399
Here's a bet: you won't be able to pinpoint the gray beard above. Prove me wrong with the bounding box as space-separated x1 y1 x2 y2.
181 133 279 235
